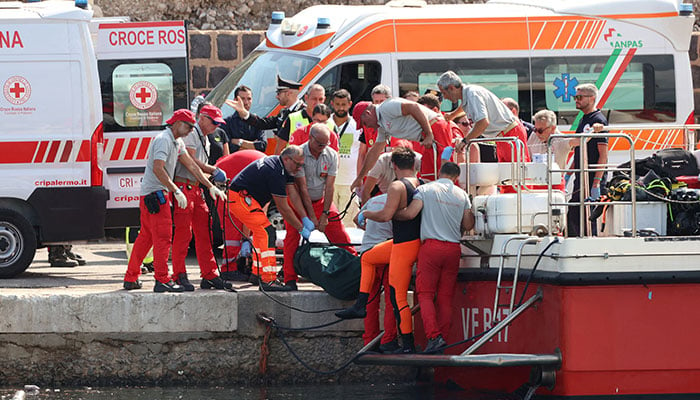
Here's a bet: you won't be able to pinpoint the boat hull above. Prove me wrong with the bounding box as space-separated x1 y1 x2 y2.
419 277 700 397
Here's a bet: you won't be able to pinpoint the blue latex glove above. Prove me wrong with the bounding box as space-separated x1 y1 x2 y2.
564 174 571 186
300 226 312 240
357 210 366 227
212 168 227 183
301 216 315 232
589 186 601 200
239 240 252 258
441 146 454 161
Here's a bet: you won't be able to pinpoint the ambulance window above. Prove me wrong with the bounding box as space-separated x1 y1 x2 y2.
110 64 174 128
209 51 319 118
532 55 676 124
398 59 531 116
314 61 382 106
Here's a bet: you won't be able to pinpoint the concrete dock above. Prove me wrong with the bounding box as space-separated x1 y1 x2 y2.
0 240 413 386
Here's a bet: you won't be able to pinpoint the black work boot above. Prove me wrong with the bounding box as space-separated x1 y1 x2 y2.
154 280 185 293
48 246 78 268
391 333 416 354
64 245 86 266
123 280 143 290
423 335 447 354
335 292 369 319
175 273 195 291
378 339 400 353
201 276 233 290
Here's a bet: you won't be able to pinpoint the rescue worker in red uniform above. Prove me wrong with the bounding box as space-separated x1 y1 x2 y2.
215 149 267 281
123 109 227 292
394 162 474 353
227 145 311 285
337 147 422 353
171 105 231 291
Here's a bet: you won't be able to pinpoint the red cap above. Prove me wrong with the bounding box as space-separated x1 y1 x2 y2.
166 109 196 125
352 101 371 129
199 104 226 125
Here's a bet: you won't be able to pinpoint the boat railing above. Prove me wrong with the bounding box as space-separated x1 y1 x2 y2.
547 132 637 238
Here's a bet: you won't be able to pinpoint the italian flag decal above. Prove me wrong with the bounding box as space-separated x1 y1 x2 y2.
570 46 638 131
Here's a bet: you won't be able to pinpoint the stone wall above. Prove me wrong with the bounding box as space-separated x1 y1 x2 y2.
188 30 264 95
92 0 484 31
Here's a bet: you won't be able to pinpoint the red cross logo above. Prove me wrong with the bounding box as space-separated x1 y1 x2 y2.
9 82 24 98
134 87 151 104
3 76 31 105
129 81 158 110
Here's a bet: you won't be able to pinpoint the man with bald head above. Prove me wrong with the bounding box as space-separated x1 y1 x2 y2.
228 145 311 285
276 124 357 291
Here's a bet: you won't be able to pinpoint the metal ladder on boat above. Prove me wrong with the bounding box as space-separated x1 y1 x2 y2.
492 235 542 318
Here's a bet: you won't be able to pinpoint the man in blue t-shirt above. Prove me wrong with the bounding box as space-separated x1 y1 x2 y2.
568 83 609 237
227 145 312 284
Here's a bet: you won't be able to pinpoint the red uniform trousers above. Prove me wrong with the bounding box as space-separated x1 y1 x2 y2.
217 200 244 272
283 198 356 283
124 192 174 284
227 190 279 282
495 121 531 163
358 241 398 345
419 119 453 182
171 182 219 280
415 239 461 340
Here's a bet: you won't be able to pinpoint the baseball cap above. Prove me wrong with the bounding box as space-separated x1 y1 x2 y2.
199 104 226 125
352 101 371 129
166 109 196 126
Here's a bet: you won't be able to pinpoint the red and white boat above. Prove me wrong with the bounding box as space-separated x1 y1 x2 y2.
356 132 700 398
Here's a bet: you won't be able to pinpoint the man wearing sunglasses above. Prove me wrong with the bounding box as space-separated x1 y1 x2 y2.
568 83 608 237
277 124 357 292
228 145 310 286
528 109 571 170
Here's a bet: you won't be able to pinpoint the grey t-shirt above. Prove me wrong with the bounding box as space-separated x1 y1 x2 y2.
414 178 471 242
376 98 440 143
359 194 393 253
140 127 187 195
461 84 516 137
174 125 210 181
296 142 338 201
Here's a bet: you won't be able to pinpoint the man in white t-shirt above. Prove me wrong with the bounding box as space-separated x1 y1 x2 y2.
528 109 571 170
330 89 361 226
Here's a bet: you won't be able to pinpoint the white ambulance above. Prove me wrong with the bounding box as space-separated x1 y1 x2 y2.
0 0 188 277
206 0 695 160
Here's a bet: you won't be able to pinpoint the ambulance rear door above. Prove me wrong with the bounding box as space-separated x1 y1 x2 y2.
95 21 189 228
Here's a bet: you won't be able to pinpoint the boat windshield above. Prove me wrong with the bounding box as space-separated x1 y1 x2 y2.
206 50 319 118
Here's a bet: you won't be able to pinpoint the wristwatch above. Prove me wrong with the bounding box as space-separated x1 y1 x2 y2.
322 210 330 216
